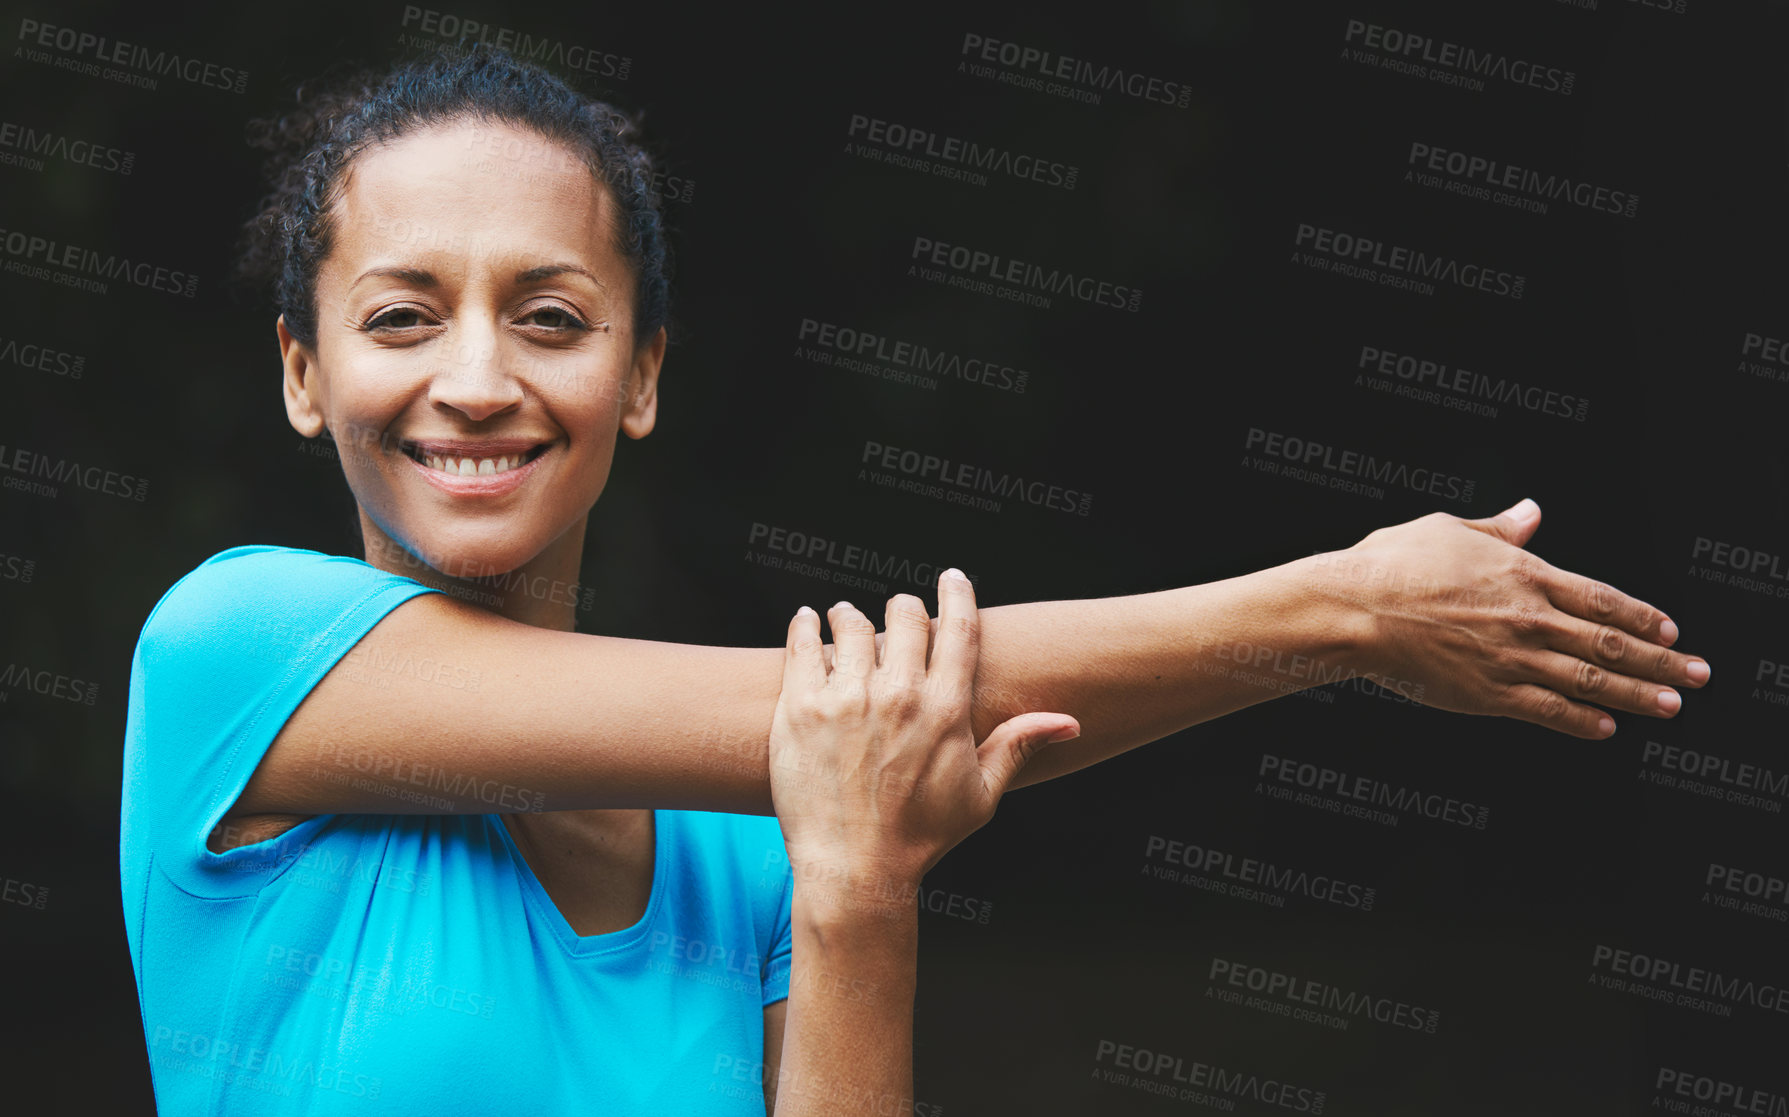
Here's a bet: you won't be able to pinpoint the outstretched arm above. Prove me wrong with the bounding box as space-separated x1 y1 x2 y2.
229 500 1709 820
975 500 1709 785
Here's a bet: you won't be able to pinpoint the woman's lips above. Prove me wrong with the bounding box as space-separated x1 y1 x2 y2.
402 441 552 497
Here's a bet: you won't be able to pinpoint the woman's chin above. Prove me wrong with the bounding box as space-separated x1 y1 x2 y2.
377 524 556 582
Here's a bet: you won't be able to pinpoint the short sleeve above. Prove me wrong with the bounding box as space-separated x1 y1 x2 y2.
120 545 440 899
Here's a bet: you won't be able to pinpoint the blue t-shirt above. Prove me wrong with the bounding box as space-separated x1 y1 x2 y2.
120 545 794 1113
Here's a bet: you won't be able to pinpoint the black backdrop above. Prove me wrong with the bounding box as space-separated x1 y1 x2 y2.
3 1 1787 1112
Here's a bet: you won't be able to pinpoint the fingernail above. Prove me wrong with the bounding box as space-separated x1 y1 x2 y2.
941 567 968 585
1658 618 1679 645
1657 690 1681 715
1045 724 1081 743
832 600 852 612
1597 716 1615 737
796 605 816 618
1686 660 1710 684
1507 497 1538 521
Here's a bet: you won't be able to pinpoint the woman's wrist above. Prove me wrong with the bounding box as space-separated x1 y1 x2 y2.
779 886 919 1117
787 855 925 929
1274 548 1385 680
789 882 919 1010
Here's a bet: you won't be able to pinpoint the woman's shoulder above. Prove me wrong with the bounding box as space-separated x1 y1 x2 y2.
129 543 440 694
157 543 395 604
139 544 423 646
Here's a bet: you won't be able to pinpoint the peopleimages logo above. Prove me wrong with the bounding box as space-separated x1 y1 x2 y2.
1093 1040 1328 1112
796 318 1029 394
1757 658 1789 712
910 235 1143 312
860 438 1093 517
1 874 48 910
1406 142 1638 219
398 7 630 80
1691 536 1789 582
0 120 134 175
1686 534 1789 602
1243 427 1477 504
148 1026 383 1099
0 551 36 584
958 33 1192 108
1705 862 1789 924
1654 1068 1788 1115
746 521 977 593
1341 19 1576 96
1257 752 1490 828
1143 835 1377 911
0 226 198 298
1740 331 1789 382
15 19 249 93
1208 957 1442 1033
0 443 149 501
1356 343 1589 422
0 662 98 705
1591 944 1789 1017
1637 739 1786 813
1293 222 1525 300
1564 0 1686 15
846 114 1078 191
0 333 82 379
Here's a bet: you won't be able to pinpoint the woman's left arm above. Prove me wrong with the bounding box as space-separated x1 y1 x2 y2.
957 500 1710 788
228 500 1706 820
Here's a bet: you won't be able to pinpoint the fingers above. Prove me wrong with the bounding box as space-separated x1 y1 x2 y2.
1520 556 1673 647
976 713 1080 802
1526 649 1682 718
782 605 825 695
1546 615 1711 691
1496 682 1616 740
826 600 877 680
881 594 932 681
927 567 980 695
1460 497 1542 546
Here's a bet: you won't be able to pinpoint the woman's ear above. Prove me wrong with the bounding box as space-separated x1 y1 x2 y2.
278 315 327 438
619 325 666 440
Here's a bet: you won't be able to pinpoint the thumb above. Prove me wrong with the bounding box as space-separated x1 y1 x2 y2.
976 712 1080 800
1463 497 1540 546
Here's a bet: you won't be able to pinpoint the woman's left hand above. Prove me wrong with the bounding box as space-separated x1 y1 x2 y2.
1310 499 1711 739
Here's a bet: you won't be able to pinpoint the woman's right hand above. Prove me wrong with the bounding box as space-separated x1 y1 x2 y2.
762 572 1075 1114
766 568 1080 911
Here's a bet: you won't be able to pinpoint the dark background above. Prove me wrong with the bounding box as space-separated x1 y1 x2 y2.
3 0 1786 1112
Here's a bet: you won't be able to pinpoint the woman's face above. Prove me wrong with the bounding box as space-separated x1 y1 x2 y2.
279 117 664 579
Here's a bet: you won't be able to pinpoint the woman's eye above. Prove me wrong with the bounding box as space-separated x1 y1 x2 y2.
522 306 588 331
367 308 428 330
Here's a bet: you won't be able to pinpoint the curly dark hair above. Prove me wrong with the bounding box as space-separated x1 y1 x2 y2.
235 44 672 349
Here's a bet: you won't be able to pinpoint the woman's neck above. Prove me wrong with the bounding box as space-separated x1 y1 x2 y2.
355 510 588 632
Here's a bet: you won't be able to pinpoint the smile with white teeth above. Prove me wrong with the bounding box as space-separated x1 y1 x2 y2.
416 450 536 476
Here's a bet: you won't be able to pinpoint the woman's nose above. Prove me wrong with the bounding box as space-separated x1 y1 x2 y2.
428 334 525 421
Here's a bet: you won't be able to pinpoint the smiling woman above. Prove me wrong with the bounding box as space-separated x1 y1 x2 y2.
261 95 667 596
120 41 1710 1117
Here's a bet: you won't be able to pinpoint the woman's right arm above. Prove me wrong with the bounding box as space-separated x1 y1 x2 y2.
760 575 1074 1116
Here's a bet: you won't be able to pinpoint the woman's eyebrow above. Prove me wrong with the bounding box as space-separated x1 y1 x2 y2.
516 263 604 289
351 265 437 290
346 263 604 290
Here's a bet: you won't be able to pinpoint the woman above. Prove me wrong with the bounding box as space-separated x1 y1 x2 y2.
120 45 1709 1113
